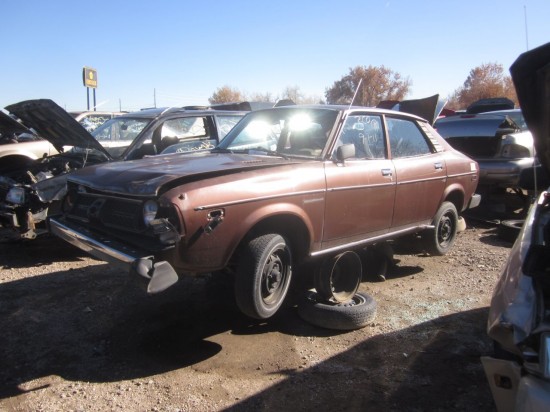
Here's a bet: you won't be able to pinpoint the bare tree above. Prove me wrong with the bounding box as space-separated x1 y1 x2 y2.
248 92 274 102
325 65 411 106
209 86 245 104
446 63 518 110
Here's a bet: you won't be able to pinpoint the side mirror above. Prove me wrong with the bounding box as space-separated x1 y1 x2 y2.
336 143 356 162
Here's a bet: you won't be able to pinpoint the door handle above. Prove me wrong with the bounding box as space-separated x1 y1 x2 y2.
434 162 443 170
381 168 393 176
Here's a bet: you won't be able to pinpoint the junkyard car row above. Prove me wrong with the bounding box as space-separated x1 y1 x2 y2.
2 41 550 410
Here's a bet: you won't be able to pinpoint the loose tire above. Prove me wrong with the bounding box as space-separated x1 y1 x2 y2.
498 219 524 243
424 201 458 256
298 291 377 330
234 234 293 319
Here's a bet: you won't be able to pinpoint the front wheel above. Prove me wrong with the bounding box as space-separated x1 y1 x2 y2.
424 201 458 256
234 233 293 319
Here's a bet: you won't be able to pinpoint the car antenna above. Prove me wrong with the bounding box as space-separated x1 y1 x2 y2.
348 78 363 110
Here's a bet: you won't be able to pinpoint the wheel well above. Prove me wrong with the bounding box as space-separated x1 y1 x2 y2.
245 214 310 262
443 190 464 213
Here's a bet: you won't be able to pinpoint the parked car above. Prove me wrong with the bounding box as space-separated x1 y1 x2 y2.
482 41 550 412
434 109 536 190
0 99 249 240
69 111 127 132
0 110 59 173
48 103 481 321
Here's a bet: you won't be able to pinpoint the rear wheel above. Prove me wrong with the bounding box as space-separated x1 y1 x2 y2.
234 234 292 319
424 201 458 256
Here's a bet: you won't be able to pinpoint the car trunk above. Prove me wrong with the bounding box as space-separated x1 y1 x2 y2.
435 115 519 159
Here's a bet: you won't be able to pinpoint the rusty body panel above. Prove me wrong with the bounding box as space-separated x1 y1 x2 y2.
48 104 481 319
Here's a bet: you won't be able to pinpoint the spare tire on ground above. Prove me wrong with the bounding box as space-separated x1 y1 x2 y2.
297 291 377 330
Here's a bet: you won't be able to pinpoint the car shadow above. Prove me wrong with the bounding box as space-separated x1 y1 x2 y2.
227 307 496 411
0 244 496 410
0 264 343 399
0 234 89 268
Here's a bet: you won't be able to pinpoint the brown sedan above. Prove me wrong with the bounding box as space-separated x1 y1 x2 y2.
49 105 480 319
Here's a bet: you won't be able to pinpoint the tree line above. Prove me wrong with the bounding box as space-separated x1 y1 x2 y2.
209 62 518 111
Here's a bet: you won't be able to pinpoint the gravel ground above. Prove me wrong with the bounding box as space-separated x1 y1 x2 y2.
0 218 513 412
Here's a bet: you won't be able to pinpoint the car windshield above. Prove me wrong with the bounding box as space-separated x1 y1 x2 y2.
217 108 338 157
91 117 151 158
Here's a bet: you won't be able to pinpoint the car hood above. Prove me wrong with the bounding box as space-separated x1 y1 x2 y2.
4 99 112 158
510 41 550 173
0 110 32 137
67 151 301 196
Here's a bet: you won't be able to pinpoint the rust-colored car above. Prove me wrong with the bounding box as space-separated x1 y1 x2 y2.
49 104 481 319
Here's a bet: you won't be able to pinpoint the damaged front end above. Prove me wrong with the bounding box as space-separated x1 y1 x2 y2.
483 190 550 411
0 154 90 240
482 41 550 412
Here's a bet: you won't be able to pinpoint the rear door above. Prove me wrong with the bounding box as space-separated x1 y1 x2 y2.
386 116 447 230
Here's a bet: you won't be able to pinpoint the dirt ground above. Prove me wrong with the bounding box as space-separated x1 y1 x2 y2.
0 214 514 411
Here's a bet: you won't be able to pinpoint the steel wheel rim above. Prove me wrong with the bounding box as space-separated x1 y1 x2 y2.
438 213 455 247
261 246 290 306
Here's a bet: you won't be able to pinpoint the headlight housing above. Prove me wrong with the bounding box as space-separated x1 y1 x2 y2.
6 186 26 205
143 200 159 226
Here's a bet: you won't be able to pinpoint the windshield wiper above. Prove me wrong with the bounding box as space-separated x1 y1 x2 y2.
247 148 288 159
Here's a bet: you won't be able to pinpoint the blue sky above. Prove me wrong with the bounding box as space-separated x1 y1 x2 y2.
2 0 549 112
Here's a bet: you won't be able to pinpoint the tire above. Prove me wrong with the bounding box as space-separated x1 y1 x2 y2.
424 201 458 256
498 219 524 243
234 234 293 319
298 291 377 330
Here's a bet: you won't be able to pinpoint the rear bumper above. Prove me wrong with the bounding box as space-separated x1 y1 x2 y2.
48 216 179 293
477 158 536 187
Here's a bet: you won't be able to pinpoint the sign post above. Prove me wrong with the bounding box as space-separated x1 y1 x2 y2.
82 67 98 111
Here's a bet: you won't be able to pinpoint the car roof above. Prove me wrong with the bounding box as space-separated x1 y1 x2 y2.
245 104 427 122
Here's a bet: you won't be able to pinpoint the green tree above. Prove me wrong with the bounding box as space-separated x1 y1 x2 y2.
208 86 245 104
325 65 411 106
447 63 518 110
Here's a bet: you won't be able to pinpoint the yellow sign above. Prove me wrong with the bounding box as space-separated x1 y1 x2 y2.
83 67 98 88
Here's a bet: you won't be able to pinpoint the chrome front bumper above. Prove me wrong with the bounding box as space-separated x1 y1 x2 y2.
48 217 178 293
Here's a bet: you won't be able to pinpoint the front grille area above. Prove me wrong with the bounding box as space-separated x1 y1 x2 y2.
69 192 146 233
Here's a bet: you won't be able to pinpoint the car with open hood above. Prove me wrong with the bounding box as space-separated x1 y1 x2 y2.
482 41 550 411
0 99 249 240
47 101 481 321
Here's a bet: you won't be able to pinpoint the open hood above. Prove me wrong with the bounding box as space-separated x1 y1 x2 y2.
4 99 112 159
510 42 550 174
0 110 33 137
377 94 445 125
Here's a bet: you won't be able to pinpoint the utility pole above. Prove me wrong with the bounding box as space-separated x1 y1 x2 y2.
524 5 529 50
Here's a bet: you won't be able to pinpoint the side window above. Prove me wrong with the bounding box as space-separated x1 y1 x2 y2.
161 117 208 139
79 114 112 132
157 116 214 154
386 117 432 158
216 115 243 140
336 115 385 159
